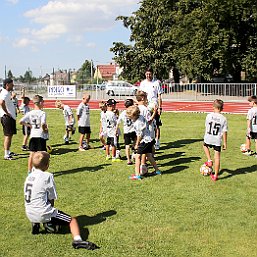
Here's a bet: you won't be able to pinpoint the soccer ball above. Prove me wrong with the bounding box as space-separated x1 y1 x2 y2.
240 143 247 153
148 101 156 112
46 145 53 154
140 164 148 176
200 164 212 176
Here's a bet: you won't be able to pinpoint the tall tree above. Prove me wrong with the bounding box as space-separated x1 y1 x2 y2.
76 60 94 84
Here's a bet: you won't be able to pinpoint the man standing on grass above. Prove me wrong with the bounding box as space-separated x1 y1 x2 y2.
140 67 163 150
0 78 17 160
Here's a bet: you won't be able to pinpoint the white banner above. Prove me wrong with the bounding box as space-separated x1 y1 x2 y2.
47 85 76 98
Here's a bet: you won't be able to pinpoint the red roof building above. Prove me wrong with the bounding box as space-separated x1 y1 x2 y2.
94 63 120 81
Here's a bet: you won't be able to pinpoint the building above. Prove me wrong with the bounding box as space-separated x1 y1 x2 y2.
94 63 121 82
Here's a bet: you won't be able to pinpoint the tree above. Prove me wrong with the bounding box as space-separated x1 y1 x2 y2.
7 70 13 79
76 60 95 84
19 69 37 84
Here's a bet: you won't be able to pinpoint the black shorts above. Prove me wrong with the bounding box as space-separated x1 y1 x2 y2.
22 125 31 136
203 142 221 152
107 137 116 146
249 132 257 140
78 126 91 135
1 115 17 136
124 132 136 145
29 138 47 152
51 210 72 226
137 140 155 154
154 113 162 127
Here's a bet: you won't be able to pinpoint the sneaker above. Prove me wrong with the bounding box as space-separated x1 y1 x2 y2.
9 152 18 156
204 160 213 167
155 144 160 150
112 158 121 162
243 150 252 156
21 145 29 151
152 170 162 175
31 223 40 235
101 145 106 150
72 240 99 250
4 155 13 160
210 173 218 181
129 174 142 180
127 161 133 165
106 156 111 160
78 147 86 151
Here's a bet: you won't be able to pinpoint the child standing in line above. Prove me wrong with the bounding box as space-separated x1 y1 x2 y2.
24 151 99 250
243 95 257 156
20 95 31 150
116 99 136 165
105 99 121 162
99 101 107 150
11 91 20 116
203 99 228 181
76 94 91 151
55 100 76 144
20 95 49 173
126 105 161 180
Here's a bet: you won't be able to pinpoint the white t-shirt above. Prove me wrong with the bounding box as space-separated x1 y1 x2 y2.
117 110 135 134
63 105 75 126
139 79 162 106
20 104 30 115
105 110 117 137
138 104 155 139
247 107 257 133
0 88 16 119
100 111 107 133
77 102 90 127
24 168 57 223
133 115 152 144
20 109 47 138
204 112 228 146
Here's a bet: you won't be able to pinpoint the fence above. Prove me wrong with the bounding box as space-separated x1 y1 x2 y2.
14 83 257 102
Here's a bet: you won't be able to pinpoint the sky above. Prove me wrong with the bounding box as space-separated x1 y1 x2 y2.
0 0 140 78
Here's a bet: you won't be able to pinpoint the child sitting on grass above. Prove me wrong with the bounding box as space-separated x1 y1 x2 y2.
126 105 161 180
203 99 228 181
24 151 99 250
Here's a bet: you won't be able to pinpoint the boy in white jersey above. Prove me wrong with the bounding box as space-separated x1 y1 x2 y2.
24 151 99 250
116 99 136 165
77 94 91 151
20 95 49 173
20 93 31 150
55 100 76 144
105 99 121 162
243 96 257 156
99 101 107 150
126 105 161 180
203 99 228 181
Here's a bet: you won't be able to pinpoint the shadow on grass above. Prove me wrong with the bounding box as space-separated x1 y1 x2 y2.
161 138 202 150
53 164 110 177
50 147 80 155
219 165 257 180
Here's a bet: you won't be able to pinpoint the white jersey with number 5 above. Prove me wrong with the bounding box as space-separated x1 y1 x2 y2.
204 112 228 146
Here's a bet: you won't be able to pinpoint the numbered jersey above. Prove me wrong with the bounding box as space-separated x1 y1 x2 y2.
24 168 57 223
117 110 134 134
133 115 152 144
204 112 228 146
247 107 257 133
105 110 117 137
20 109 47 138
77 102 90 127
63 105 75 126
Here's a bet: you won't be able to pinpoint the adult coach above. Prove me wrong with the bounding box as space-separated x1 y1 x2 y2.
0 78 17 160
140 68 163 150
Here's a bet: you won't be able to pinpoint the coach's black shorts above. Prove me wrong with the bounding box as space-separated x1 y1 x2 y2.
78 126 91 135
22 125 31 136
154 113 162 127
29 138 47 152
1 114 17 136
203 142 221 152
124 132 136 145
51 210 72 226
137 140 155 154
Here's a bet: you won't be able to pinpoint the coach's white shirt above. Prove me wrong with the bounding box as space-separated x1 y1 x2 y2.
0 88 16 119
139 79 162 106
24 168 57 223
204 112 228 146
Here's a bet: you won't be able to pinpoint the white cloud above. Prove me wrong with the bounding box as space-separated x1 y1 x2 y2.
13 37 36 48
6 0 19 5
18 0 138 45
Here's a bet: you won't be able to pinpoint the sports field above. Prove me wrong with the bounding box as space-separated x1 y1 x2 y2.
1 110 257 257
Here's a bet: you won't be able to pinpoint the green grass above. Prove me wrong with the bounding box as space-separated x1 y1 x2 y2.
1 110 257 257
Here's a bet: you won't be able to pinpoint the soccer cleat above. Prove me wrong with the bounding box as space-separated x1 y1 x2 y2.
4 155 13 160
153 170 162 175
101 145 106 150
72 240 99 250
9 152 18 156
155 144 160 150
127 161 133 165
210 173 218 181
204 160 213 167
105 156 111 160
31 223 40 235
21 145 29 151
243 150 252 156
112 158 121 162
129 174 142 180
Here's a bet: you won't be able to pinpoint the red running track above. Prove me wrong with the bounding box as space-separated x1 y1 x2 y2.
32 100 249 115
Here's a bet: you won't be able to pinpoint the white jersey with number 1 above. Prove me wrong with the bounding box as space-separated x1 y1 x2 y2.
204 112 228 146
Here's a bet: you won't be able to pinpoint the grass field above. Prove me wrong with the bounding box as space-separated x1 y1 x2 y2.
1 110 257 257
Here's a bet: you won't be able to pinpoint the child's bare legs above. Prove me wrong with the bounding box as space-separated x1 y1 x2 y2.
99 134 106 146
28 152 34 172
213 150 221 177
245 136 251 151
125 145 131 162
112 146 116 158
203 144 212 162
106 145 110 157
79 134 85 148
141 154 146 165
85 133 90 145
69 217 81 239
134 153 141 176
23 135 29 147
146 153 159 171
